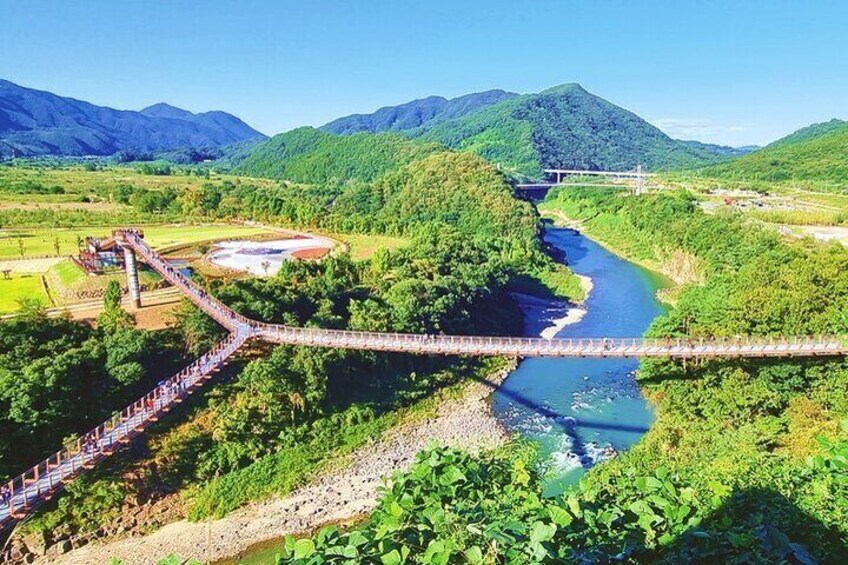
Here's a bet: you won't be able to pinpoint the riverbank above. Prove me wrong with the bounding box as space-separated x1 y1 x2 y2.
540 208 680 303
46 360 519 565
492 226 665 494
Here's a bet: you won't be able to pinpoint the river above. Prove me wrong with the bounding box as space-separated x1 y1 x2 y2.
223 227 666 563
492 227 667 495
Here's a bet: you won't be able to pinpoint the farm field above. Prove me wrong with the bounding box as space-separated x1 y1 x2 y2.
326 232 407 260
0 164 279 200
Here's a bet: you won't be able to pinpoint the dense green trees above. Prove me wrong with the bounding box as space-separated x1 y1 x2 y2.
418 84 742 177
704 119 848 185
0 300 186 480
234 127 445 183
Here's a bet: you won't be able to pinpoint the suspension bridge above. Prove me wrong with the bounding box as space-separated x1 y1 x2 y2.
1 229 845 529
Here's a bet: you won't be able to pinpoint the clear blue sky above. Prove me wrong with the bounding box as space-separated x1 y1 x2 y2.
2 0 846 146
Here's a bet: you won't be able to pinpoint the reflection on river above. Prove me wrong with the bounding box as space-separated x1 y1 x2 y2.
492 227 668 495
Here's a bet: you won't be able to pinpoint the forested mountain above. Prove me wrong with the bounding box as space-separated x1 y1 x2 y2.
419 84 747 176
0 79 266 158
321 90 518 135
318 83 747 177
233 127 445 183
704 118 848 183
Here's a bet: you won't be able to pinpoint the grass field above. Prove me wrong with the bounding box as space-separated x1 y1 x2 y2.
0 274 48 313
52 259 87 286
329 233 408 260
0 164 279 202
0 224 275 259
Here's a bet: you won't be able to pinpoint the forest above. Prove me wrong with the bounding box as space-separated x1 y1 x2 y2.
703 119 848 185
1 149 577 557
253 188 847 563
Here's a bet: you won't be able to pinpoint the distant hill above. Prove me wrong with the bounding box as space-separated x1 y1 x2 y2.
233 127 445 183
321 90 518 135
0 79 266 158
320 83 745 177
704 119 848 183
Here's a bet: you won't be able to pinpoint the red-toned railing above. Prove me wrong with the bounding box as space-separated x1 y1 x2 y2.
2 229 846 530
0 329 251 528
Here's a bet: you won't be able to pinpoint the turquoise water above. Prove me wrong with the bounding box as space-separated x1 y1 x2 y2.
492 227 667 494
220 227 666 563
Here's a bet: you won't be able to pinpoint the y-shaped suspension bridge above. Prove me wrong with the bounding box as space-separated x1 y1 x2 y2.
1 229 845 529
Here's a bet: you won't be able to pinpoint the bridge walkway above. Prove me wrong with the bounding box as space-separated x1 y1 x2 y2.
1 229 846 529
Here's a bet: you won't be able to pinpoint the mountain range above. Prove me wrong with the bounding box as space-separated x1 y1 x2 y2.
320 83 751 176
321 90 518 135
0 79 266 158
14 78 840 185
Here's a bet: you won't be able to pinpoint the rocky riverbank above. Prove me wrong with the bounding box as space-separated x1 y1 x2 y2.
39 360 518 565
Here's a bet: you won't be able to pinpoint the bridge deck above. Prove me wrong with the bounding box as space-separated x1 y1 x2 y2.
1 229 845 529
0 328 250 528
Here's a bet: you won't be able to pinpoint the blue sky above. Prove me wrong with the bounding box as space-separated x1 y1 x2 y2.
2 0 846 146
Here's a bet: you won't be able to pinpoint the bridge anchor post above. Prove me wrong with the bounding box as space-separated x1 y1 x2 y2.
122 246 142 308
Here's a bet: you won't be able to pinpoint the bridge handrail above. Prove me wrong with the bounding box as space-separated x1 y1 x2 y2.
115 230 251 331
253 324 844 354
116 228 847 358
0 330 247 525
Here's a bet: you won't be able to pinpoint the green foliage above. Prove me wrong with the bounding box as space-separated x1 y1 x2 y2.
234 127 445 184
0 309 187 480
704 119 848 185
418 84 739 177
24 474 125 536
97 279 134 331
276 443 846 563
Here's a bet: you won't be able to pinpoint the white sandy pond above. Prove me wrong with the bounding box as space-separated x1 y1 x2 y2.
207 236 334 276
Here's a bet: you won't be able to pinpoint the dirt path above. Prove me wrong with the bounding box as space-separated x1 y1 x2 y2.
46 363 516 565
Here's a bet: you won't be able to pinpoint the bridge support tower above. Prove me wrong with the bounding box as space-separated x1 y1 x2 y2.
122 246 142 308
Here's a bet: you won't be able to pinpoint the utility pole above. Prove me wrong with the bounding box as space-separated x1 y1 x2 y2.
634 164 644 196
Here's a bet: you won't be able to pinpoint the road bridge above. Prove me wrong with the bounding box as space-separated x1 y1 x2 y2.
1 229 845 529
517 166 655 197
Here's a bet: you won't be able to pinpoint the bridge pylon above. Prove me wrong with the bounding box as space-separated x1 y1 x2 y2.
122 246 142 308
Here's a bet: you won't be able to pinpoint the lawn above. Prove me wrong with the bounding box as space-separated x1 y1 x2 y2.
52 259 87 286
329 233 408 260
0 224 275 259
0 274 49 313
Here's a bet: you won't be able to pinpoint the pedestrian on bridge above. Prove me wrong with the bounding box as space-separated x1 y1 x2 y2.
1 484 11 506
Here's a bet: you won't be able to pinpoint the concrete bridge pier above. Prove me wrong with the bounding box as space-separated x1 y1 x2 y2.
122 246 142 308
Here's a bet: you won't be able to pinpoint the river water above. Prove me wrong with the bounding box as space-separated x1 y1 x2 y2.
221 227 666 563
492 227 667 494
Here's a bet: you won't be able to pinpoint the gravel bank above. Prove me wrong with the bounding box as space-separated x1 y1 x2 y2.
46 362 516 565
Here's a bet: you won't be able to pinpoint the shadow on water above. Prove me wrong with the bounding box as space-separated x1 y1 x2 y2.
492 227 669 491
472 372 650 469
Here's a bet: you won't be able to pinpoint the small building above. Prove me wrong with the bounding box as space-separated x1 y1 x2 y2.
76 236 125 274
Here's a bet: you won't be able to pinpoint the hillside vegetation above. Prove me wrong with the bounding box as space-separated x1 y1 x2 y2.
704 119 848 184
279 188 848 563
318 83 747 178
233 127 445 183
